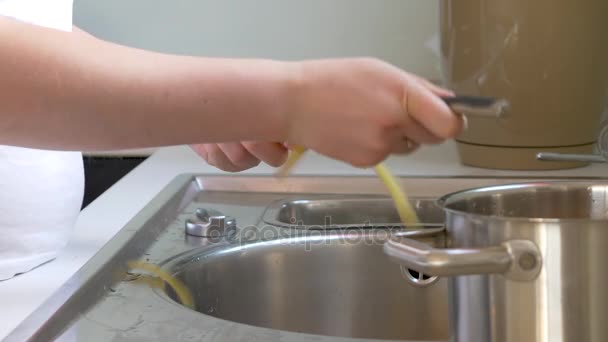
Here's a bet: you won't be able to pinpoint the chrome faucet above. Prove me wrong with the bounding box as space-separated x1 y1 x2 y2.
536 122 608 164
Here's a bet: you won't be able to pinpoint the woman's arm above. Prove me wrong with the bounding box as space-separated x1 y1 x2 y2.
1 16 463 168
1 16 291 151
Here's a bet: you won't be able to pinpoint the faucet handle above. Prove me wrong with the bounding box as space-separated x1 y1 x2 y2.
185 208 237 238
537 122 608 164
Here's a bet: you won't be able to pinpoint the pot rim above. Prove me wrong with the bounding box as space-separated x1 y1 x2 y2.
436 180 608 223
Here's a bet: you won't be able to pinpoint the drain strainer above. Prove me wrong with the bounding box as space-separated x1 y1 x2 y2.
401 266 439 287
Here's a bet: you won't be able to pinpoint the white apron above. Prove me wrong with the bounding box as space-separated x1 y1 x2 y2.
0 0 84 281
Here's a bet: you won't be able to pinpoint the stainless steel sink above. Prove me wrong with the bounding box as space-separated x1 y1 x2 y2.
162 229 448 341
262 197 444 229
5 175 599 342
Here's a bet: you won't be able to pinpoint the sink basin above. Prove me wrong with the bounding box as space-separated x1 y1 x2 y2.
7 175 581 342
263 197 445 229
162 229 449 341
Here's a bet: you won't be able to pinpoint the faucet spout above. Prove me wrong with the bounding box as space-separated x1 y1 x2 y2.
537 121 608 164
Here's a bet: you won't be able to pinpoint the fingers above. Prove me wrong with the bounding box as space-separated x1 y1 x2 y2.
401 114 446 145
390 81 454 145
193 143 260 172
190 144 208 160
391 137 420 155
413 76 454 98
403 78 465 140
218 143 260 168
242 141 288 167
209 144 254 172
190 142 289 172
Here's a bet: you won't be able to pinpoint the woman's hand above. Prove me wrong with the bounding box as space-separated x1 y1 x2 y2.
284 58 464 168
193 58 464 172
191 142 288 172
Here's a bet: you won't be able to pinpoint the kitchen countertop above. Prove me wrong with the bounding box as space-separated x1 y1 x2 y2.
1 141 607 340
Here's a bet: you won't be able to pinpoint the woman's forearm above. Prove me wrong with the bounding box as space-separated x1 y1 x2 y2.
0 16 292 151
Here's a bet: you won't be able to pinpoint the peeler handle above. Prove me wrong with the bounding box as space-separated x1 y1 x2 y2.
442 95 509 119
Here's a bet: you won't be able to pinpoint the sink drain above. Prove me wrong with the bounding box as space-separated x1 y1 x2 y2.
401 266 439 287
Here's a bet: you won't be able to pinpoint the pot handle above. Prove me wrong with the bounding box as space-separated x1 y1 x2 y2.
384 236 542 281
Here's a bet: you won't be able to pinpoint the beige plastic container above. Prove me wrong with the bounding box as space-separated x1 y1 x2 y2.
439 0 608 170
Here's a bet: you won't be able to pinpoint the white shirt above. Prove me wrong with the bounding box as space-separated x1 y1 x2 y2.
0 0 84 281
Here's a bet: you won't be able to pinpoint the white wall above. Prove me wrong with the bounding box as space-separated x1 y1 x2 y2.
74 0 441 80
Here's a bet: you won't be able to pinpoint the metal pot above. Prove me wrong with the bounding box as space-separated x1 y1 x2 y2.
384 181 608 342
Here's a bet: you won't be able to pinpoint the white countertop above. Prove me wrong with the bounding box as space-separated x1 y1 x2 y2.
1 142 607 339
